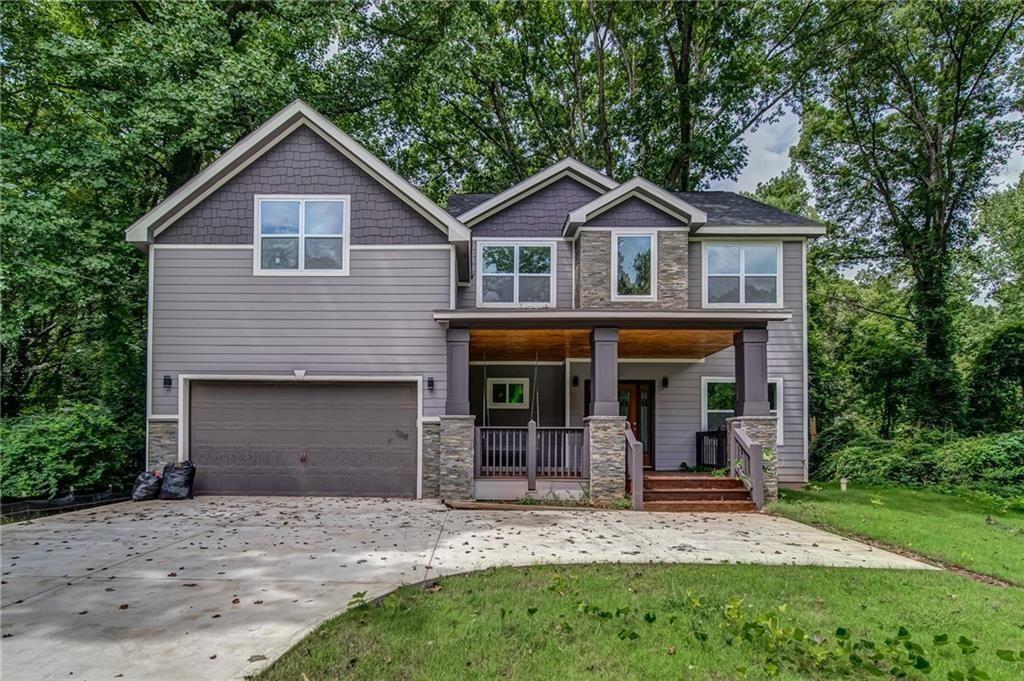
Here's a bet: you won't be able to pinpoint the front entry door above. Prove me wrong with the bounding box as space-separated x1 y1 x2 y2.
618 381 654 467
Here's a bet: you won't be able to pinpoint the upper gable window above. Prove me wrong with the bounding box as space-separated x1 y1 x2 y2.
256 196 349 275
703 242 781 307
612 231 656 300
477 241 556 307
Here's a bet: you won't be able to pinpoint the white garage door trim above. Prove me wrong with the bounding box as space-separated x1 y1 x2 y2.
178 374 424 498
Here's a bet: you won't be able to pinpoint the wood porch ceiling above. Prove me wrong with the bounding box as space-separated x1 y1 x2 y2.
469 328 735 361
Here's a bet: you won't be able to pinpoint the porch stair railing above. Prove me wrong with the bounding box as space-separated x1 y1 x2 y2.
728 426 765 509
475 422 588 488
624 427 644 511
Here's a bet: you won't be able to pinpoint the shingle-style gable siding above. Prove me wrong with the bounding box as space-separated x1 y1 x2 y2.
471 176 600 237
583 196 688 228
157 126 447 245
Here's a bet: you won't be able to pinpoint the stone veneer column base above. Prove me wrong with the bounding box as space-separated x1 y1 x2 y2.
439 415 476 500
585 415 627 503
726 416 778 503
421 421 441 499
148 420 179 471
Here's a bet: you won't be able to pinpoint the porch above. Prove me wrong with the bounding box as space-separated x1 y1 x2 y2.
435 310 790 510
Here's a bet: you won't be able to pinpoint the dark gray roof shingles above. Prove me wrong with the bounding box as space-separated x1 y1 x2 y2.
445 189 819 227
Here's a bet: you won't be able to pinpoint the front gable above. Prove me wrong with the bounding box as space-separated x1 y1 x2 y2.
582 195 688 229
158 126 447 245
471 175 602 237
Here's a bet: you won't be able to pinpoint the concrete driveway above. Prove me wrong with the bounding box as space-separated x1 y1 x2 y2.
1 496 930 681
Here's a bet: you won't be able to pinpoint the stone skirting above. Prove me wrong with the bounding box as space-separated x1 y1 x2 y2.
726 415 778 503
147 420 179 470
421 421 441 499
439 415 475 500
576 230 689 309
585 415 627 503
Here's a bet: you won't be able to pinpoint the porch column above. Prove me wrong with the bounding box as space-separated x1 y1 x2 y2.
445 328 471 415
589 327 619 416
586 326 625 503
733 328 769 416
440 328 474 500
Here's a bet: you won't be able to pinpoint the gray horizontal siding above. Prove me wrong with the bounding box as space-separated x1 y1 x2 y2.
469 364 565 427
458 239 573 309
471 176 600 237
157 126 447 245
150 247 450 417
676 240 807 482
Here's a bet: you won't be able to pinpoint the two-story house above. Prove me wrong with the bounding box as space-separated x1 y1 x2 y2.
127 101 825 511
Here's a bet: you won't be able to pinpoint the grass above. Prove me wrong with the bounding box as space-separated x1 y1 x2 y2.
769 483 1024 585
259 563 1024 681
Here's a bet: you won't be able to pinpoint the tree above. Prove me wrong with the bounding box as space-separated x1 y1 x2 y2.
793 0 1024 430
969 322 1024 433
0 1 362 424
975 173 1024 316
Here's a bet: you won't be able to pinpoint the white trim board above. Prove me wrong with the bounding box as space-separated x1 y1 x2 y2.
175 373 425 498
564 177 707 237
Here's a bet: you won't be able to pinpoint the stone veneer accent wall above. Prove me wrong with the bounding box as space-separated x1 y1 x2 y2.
439 416 475 500
726 415 778 502
148 421 179 470
586 415 627 502
421 421 441 499
576 230 688 309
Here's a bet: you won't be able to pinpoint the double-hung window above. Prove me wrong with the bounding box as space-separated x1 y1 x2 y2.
702 377 783 445
612 231 656 300
478 242 556 306
256 196 349 275
704 242 781 306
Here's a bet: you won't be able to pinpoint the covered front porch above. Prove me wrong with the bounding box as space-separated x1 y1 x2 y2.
435 310 789 509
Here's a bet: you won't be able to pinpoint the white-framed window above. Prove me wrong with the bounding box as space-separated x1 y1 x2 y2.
477 241 556 307
702 242 782 307
701 376 783 445
255 195 350 275
486 378 530 409
612 230 657 300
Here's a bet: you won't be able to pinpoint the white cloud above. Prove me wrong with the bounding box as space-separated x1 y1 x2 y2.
707 110 800 193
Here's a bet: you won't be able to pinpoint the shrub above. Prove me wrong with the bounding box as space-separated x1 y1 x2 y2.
816 429 1024 498
809 419 883 478
0 403 141 498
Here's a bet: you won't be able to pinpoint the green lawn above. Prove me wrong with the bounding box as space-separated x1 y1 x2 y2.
259 564 1024 681
770 483 1024 585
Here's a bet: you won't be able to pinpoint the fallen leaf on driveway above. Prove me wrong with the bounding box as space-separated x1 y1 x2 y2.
118 604 129 610
247 655 267 663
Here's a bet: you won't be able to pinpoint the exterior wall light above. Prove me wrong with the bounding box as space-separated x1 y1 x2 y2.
661 376 669 389
427 377 435 390
163 375 172 389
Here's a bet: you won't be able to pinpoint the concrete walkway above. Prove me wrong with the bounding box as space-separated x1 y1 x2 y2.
1 497 931 681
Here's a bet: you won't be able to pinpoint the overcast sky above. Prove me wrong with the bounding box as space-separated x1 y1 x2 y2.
708 110 1024 195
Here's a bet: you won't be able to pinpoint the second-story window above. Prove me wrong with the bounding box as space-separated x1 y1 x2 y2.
256 196 349 275
612 231 656 300
478 242 556 306
704 242 781 306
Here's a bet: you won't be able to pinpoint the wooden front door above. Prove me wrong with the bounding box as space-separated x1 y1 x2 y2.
618 380 654 467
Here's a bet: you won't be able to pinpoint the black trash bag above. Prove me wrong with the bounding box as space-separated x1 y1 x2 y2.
131 472 163 502
158 461 196 500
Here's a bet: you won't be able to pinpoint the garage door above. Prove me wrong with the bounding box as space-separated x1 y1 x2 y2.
188 381 418 497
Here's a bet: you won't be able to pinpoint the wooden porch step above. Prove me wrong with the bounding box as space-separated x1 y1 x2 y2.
644 499 757 513
641 475 745 491
643 488 752 501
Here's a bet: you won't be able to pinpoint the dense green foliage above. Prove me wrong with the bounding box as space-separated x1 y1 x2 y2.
259 564 1024 680
814 429 1024 500
2 1 1022 495
0 402 139 497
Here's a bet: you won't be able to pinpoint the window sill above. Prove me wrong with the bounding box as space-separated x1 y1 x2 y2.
253 269 350 277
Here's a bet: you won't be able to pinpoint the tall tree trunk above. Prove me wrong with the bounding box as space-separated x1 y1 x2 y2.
666 0 696 191
588 1 614 177
910 250 963 429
